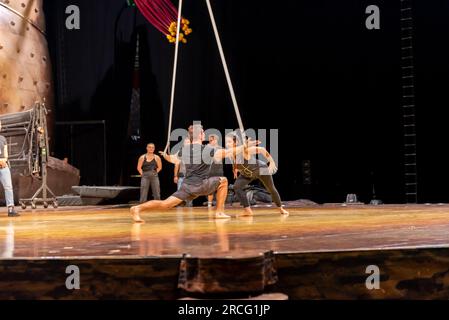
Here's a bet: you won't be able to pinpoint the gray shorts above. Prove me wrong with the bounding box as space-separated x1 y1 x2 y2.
172 177 223 202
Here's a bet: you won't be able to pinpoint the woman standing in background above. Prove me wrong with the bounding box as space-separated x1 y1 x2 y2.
137 143 162 203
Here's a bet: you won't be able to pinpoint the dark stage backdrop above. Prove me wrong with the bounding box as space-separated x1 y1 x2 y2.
43 0 449 203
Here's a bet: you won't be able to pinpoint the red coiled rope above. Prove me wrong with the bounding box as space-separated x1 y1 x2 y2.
134 0 192 43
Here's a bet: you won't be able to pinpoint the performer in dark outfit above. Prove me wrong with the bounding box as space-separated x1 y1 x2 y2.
137 143 162 203
225 133 289 216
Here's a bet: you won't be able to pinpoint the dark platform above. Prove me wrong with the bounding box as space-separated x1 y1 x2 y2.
1 204 449 299
71 186 140 205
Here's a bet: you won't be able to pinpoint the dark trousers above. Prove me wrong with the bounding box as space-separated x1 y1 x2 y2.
234 174 282 208
140 171 161 203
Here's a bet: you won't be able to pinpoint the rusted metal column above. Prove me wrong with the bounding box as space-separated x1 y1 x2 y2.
0 0 53 119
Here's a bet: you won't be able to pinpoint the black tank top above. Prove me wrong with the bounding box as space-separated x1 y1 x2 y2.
234 155 267 178
142 155 157 172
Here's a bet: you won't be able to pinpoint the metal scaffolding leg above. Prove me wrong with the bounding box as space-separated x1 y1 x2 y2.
19 101 58 210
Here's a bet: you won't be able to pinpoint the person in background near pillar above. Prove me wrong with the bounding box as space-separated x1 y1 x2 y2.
137 143 162 203
0 121 19 217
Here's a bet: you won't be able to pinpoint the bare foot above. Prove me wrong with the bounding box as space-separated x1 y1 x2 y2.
237 215 254 223
131 206 145 223
239 208 254 217
279 207 289 215
215 212 231 219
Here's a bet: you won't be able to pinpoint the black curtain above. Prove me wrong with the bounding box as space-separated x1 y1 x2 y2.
43 0 449 203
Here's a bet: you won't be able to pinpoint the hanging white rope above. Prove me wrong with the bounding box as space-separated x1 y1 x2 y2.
164 0 184 153
164 0 246 151
205 0 246 138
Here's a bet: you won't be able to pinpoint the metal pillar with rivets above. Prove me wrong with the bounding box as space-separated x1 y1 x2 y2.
0 0 53 118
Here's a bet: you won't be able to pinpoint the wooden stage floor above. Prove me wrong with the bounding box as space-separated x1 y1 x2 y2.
1 204 449 259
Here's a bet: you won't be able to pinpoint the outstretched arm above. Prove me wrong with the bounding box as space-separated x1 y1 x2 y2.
249 146 278 175
159 151 180 165
213 139 261 161
250 147 274 162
